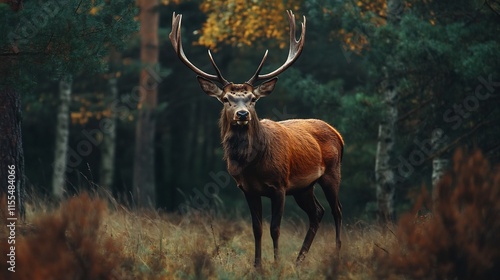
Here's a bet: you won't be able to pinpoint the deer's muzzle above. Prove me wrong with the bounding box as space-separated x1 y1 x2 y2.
234 110 250 126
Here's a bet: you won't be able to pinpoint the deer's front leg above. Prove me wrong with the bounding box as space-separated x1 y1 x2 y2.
244 192 263 268
270 190 286 262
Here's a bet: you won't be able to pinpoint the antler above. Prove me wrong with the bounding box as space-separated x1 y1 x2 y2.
169 12 230 87
246 10 306 86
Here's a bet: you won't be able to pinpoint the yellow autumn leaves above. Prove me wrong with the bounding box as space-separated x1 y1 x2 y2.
195 0 383 53
197 0 301 50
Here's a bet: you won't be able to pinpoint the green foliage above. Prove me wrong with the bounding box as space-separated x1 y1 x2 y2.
282 68 384 143
15 0 500 221
282 68 383 219
367 12 500 84
281 68 342 110
0 0 138 88
335 0 500 213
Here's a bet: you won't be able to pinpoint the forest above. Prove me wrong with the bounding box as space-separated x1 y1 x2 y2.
1 0 499 279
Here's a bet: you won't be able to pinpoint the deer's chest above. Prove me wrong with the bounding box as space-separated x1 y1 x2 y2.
231 165 285 196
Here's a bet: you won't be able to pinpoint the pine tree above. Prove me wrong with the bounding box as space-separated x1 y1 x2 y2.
0 0 137 202
133 0 160 208
340 0 500 215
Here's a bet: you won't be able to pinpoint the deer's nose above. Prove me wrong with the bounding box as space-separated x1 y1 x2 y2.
236 110 249 120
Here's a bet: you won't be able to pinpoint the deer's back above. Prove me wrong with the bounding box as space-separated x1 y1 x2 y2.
260 119 343 191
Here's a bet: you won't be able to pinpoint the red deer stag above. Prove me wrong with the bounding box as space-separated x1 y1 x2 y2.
169 10 344 267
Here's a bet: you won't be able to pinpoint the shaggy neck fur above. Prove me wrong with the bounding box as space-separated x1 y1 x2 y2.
220 110 267 171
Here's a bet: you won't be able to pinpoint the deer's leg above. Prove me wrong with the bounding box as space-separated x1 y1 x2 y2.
318 173 342 251
294 187 325 264
245 193 263 268
270 190 285 262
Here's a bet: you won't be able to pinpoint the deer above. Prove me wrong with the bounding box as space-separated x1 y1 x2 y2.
169 10 344 268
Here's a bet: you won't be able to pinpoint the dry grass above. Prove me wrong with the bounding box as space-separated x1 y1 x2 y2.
98 208 390 279
0 193 391 279
1 149 498 279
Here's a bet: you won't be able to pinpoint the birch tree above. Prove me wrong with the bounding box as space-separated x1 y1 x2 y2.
99 75 118 192
374 0 403 223
52 75 72 198
375 83 398 223
0 0 136 205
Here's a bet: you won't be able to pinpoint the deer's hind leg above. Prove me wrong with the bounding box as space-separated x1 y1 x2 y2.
294 185 325 264
318 169 342 251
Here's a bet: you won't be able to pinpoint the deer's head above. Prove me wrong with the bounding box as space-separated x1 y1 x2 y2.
169 10 306 127
197 77 277 126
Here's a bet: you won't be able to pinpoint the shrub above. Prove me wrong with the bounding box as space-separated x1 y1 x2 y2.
378 149 500 279
0 193 126 280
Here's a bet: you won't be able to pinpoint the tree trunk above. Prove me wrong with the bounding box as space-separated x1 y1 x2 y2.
431 131 449 207
0 87 26 218
374 86 398 223
375 0 403 223
133 0 159 207
52 75 72 199
100 75 118 193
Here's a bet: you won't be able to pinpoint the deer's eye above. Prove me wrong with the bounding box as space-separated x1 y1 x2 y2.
251 97 257 102
222 97 229 103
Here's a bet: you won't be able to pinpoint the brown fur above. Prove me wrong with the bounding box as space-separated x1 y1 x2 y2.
169 10 339 267
222 116 344 195
212 82 344 267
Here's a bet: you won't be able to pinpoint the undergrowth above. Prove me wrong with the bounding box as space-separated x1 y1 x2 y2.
0 149 498 279
377 149 500 279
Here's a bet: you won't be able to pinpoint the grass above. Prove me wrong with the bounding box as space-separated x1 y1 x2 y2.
1 193 393 280
1 148 498 279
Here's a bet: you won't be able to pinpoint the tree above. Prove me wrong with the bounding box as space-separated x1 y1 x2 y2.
52 75 72 198
133 0 160 207
0 0 26 217
99 49 121 194
374 79 398 223
0 87 26 217
167 1 382 217
99 75 118 193
0 0 137 202
374 0 403 223
197 0 301 50
340 0 500 217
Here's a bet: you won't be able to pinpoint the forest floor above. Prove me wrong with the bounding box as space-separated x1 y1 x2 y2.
2 150 497 279
2 193 395 280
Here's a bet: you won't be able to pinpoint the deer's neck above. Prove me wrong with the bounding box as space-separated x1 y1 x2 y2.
220 113 267 172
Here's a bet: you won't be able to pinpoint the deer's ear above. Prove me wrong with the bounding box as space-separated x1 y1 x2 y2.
254 78 278 98
197 76 223 99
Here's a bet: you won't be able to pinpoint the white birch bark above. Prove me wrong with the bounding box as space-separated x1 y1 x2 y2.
375 86 398 223
99 76 118 192
52 75 72 198
374 0 403 223
431 130 449 206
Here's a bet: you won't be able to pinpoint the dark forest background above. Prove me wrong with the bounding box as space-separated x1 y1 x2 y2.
1 0 499 223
